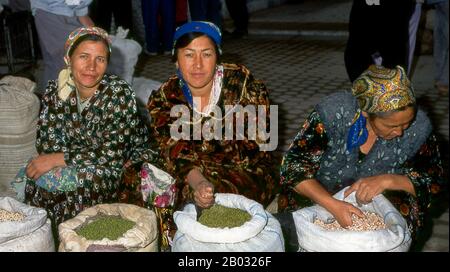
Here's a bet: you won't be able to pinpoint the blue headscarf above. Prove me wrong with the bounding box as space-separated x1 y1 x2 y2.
346 110 368 152
172 21 222 56
172 21 222 107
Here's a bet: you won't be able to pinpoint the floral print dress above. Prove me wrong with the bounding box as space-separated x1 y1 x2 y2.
280 109 445 239
143 63 280 250
15 74 155 230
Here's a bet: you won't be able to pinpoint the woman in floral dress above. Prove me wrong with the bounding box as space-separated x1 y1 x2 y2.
278 65 445 251
139 21 279 250
12 27 158 232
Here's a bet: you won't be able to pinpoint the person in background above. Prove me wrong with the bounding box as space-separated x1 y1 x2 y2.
89 0 134 36
407 0 424 76
225 0 249 38
277 65 445 251
11 27 158 233
141 0 176 55
176 0 188 27
344 0 415 82
30 0 94 93
428 0 449 95
188 0 222 29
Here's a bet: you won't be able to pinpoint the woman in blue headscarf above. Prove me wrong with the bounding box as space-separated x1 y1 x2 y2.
138 21 279 250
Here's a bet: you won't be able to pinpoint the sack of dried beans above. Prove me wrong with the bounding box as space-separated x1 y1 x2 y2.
292 187 412 252
172 193 285 252
58 203 158 252
0 197 54 252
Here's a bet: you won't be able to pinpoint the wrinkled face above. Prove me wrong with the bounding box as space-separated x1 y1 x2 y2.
176 35 217 96
366 107 416 140
69 40 108 93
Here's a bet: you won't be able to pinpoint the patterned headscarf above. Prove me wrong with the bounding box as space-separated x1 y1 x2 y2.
58 26 111 101
351 65 416 113
346 65 416 152
64 26 111 65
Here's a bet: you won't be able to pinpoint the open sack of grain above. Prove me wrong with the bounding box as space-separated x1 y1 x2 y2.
0 197 54 252
292 187 412 252
58 203 158 252
172 193 285 252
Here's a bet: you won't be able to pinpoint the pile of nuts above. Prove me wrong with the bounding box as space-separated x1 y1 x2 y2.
314 211 386 231
0 208 25 222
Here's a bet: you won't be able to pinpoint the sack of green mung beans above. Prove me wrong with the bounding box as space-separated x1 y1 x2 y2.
172 193 285 252
58 203 158 252
292 187 412 252
0 197 54 252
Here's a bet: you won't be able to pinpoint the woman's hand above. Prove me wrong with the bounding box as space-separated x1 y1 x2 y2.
328 199 365 227
193 180 215 208
293 178 364 227
344 175 389 205
26 153 66 180
344 174 416 205
186 168 215 208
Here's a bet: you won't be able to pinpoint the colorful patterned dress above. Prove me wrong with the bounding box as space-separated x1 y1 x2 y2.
145 63 280 249
17 74 156 230
279 92 445 240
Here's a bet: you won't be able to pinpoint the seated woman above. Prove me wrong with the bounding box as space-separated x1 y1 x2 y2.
11 27 157 230
142 21 279 249
278 65 445 251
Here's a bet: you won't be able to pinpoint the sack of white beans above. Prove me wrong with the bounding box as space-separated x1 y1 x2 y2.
292 187 412 252
0 197 55 252
172 193 285 252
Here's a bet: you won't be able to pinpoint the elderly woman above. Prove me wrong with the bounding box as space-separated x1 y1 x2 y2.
278 65 445 251
279 65 443 252
11 27 157 229
142 21 279 249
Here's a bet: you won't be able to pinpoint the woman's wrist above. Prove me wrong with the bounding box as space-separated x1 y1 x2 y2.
383 174 415 196
186 168 207 189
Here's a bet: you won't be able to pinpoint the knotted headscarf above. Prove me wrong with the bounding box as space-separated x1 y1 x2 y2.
352 65 415 113
346 65 416 151
58 26 111 101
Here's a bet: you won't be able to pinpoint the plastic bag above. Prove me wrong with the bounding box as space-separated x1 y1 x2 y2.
172 193 285 252
293 187 412 252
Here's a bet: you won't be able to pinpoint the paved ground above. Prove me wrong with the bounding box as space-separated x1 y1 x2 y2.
134 0 448 252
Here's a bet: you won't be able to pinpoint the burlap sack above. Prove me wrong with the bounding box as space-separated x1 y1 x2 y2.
0 76 39 197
